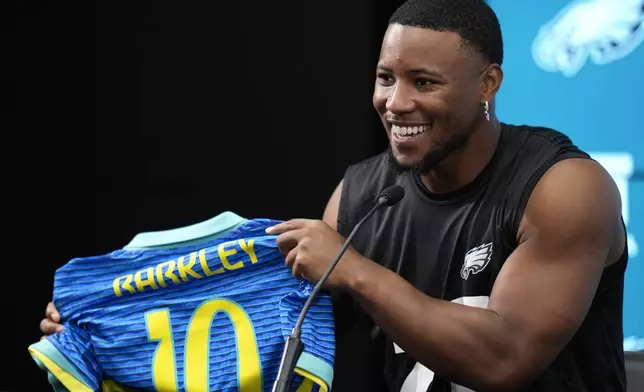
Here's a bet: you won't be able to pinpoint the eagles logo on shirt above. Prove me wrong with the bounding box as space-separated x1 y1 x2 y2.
460 242 493 280
531 0 644 77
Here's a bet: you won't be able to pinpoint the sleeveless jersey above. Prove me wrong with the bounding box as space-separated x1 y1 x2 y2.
334 124 627 392
29 212 335 392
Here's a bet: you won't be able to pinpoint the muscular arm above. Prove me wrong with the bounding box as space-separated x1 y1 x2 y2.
342 158 623 391
322 180 343 230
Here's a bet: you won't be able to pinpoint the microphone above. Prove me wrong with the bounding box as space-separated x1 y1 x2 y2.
272 184 405 392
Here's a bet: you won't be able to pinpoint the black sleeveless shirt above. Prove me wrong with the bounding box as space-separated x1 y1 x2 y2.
333 124 627 392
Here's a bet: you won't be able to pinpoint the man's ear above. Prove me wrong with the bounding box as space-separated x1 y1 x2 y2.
480 63 503 103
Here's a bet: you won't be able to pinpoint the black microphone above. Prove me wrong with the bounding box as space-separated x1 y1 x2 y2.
272 184 405 392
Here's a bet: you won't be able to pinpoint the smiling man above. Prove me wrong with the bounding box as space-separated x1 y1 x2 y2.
40 0 628 391
266 0 628 391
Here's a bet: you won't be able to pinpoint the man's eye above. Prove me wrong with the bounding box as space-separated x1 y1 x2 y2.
415 78 433 87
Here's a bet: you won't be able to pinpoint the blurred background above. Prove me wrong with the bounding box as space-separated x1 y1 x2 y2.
489 0 644 352
11 0 643 390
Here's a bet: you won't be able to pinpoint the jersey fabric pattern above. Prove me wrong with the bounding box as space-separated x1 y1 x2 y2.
334 124 627 392
29 212 335 392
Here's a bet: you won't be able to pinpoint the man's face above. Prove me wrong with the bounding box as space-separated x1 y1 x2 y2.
373 24 488 173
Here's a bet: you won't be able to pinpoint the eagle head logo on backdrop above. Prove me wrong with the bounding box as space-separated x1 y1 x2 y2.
531 0 644 77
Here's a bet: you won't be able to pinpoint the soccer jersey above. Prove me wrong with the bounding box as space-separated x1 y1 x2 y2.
29 211 335 392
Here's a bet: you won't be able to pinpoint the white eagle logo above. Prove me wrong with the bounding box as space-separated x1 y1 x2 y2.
460 243 493 280
531 0 644 77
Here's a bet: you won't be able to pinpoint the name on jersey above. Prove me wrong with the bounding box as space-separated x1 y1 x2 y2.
112 239 258 297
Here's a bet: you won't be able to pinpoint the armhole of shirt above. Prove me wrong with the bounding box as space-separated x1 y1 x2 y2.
337 153 390 237
337 166 355 238
509 151 592 244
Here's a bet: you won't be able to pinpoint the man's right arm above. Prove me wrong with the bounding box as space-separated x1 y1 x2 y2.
322 179 343 231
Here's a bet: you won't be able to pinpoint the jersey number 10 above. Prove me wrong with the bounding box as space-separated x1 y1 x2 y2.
145 298 262 392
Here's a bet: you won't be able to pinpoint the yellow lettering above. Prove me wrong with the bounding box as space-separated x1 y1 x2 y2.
146 310 178 391
186 300 262 391
146 299 262 392
219 241 243 270
155 262 168 288
177 253 203 282
199 248 224 276
156 260 180 288
113 274 136 297
135 267 159 292
238 239 258 264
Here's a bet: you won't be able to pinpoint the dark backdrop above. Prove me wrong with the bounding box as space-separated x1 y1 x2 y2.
13 1 405 391
13 2 642 392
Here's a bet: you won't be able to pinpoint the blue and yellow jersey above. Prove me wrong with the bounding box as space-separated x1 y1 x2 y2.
29 212 335 392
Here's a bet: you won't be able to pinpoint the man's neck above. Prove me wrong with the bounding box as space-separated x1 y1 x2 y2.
419 118 502 194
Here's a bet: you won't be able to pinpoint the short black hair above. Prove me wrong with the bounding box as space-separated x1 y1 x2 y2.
388 0 503 66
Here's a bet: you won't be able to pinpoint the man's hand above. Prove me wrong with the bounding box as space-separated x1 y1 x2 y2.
266 219 365 289
40 301 63 340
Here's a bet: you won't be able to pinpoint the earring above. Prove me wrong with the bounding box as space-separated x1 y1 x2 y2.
483 101 490 121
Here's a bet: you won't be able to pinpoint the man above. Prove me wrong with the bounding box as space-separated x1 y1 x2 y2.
42 0 627 391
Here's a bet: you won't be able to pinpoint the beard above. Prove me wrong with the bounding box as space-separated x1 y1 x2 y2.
387 131 470 175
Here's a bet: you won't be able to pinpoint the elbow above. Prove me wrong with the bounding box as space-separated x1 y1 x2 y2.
446 359 535 392
475 360 539 392
472 332 546 391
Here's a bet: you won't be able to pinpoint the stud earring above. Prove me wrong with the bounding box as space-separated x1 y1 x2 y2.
483 101 490 121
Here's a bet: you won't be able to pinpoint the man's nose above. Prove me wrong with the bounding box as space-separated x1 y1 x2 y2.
385 83 416 114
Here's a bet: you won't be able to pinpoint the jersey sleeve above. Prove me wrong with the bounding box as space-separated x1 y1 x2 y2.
279 281 335 392
28 322 102 392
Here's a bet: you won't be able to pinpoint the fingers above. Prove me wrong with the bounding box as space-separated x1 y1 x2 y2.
42 302 63 335
285 247 297 269
40 318 63 335
285 248 305 280
275 229 306 255
265 219 313 235
292 263 305 280
46 301 60 323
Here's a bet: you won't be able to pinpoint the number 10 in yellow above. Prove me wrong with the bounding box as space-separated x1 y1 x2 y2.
145 299 262 392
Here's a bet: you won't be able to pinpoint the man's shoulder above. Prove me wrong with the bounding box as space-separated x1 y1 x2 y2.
337 151 399 233
344 151 390 173
497 123 592 183
341 150 397 190
503 123 588 154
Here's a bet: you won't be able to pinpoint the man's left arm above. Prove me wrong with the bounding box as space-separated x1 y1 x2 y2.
331 159 622 391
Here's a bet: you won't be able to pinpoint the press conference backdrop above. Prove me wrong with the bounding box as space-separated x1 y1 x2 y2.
487 0 644 350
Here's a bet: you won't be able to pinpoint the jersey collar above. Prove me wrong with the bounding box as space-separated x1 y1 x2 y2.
123 211 247 250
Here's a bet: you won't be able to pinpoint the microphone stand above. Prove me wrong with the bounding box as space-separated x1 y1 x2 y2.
272 185 404 392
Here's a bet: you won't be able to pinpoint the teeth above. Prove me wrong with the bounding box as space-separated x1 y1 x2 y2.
392 124 429 137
